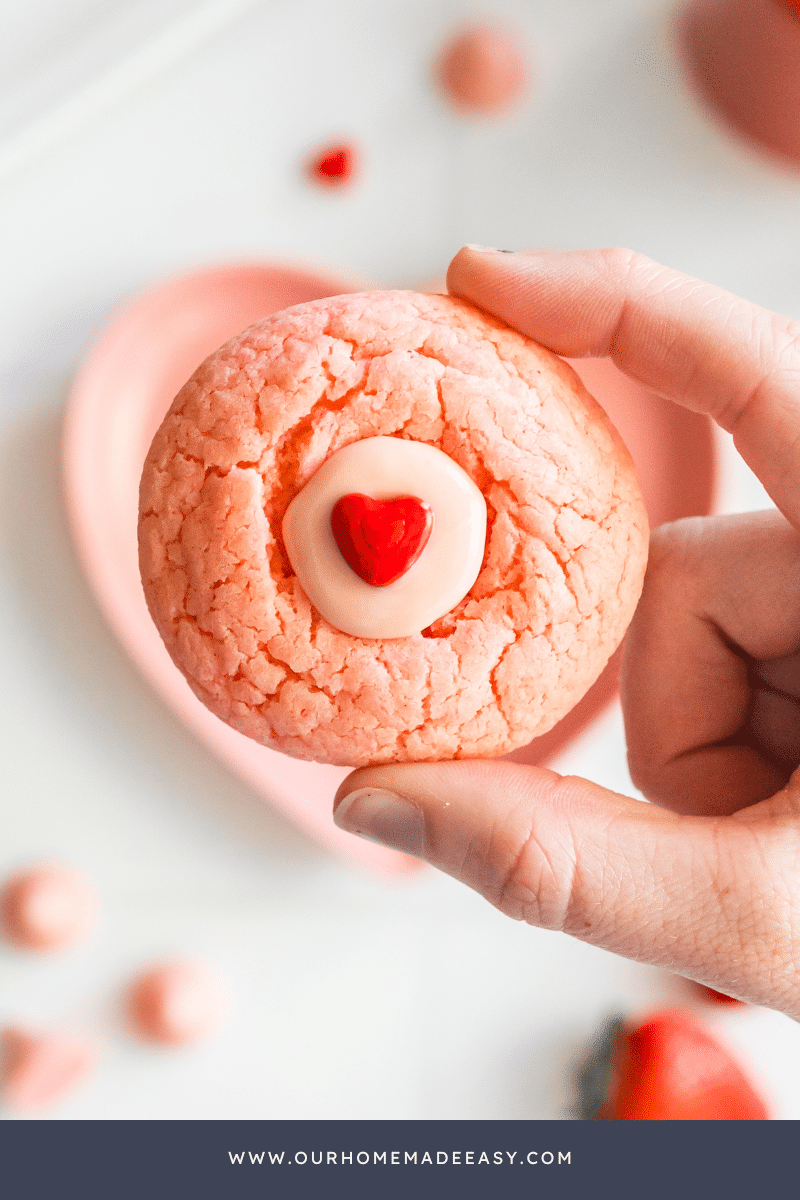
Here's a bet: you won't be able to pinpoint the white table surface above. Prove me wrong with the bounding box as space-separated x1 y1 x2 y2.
1 0 799 1120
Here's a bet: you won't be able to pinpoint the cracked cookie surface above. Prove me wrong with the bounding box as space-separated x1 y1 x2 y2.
138 291 649 767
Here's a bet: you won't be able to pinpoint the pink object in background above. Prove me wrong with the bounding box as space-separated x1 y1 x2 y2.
678 0 800 167
63 263 716 868
127 960 227 1045
1 864 96 951
63 263 421 876
436 23 529 115
2 1027 97 1111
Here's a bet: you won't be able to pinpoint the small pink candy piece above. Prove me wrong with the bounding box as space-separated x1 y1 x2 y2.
127 960 227 1045
2 1027 97 1111
436 23 529 114
1 865 96 950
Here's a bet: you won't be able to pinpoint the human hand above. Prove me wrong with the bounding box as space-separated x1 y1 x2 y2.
333 247 800 1017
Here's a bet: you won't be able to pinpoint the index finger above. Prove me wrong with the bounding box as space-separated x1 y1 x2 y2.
447 246 800 528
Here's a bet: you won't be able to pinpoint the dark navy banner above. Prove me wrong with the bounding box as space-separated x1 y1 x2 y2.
0 1118 790 1199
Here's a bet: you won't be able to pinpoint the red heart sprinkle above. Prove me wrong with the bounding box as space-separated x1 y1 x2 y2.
308 142 358 186
331 494 434 587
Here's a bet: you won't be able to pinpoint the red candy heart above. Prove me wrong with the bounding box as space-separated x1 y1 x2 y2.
331 494 434 587
308 142 358 186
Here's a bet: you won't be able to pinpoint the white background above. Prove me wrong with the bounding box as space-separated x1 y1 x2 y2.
2 0 800 1119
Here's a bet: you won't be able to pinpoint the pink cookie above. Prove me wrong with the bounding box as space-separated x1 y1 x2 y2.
139 292 648 767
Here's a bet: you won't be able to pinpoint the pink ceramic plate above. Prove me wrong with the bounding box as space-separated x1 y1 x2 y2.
63 263 717 872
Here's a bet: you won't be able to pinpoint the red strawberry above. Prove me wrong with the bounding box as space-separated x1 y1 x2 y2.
601 1010 768 1120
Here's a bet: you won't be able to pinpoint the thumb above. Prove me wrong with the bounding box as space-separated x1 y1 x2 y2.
333 760 791 1010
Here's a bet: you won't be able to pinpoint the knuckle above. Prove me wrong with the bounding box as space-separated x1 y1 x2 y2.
493 787 579 931
719 819 800 1007
625 749 660 800
598 247 664 296
764 313 800 375
638 517 706 600
726 312 800 434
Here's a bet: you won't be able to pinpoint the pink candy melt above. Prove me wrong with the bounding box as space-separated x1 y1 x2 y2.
281 435 487 638
2 1028 96 1111
139 291 649 768
1 865 96 951
437 24 528 114
128 961 227 1045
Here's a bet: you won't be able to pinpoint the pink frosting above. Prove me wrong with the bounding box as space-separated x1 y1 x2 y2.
283 437 486 638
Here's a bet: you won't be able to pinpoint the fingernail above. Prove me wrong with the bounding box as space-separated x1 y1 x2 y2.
463 244 515 254
334 788 425 858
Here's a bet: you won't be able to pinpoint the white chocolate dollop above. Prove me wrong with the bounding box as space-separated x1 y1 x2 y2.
282 437 487 639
